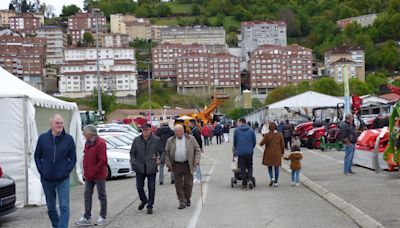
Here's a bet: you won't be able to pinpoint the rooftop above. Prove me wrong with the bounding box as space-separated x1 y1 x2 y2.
241 20 286 26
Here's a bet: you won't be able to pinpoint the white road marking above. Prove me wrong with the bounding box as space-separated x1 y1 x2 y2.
187 155 217 228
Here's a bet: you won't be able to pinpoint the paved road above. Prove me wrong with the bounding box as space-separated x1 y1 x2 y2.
0 133 359 228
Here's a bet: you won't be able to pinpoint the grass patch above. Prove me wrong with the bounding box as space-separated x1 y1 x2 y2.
152 16 196 26
165 3 195 15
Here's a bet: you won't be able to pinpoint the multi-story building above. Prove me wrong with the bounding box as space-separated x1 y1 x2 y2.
249 44 312 95
36 25 66 65
152 43 215 81
110 14 136 34
324 46 365 82
240 21 287 61
59 47 138 104
0 10 17 28
337 13 377 29
9 13 42 35
0 36 46 90
330 58 357 83
125 19 151 40
67 12 106 45
176 52 240 94
151 25 168 42
160 26 226 50
99 33 129 48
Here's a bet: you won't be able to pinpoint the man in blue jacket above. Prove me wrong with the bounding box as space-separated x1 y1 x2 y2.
233 118 256 190
34 114 76 228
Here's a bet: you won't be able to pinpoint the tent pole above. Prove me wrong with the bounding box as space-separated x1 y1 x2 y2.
23 97 29 206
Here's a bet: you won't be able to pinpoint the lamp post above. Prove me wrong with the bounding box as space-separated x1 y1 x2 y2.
92 8 102 113
343 64 351 115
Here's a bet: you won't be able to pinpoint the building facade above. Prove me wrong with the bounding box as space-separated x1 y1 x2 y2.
59 48 138 103
9 13 42 35
249 44 312 95
36 25 66 65
125 19 151 40
0 10 17 28
0 36 46 90
337 13 377 29
152 43 215 81
324 46 365 82
68 12 106 45
160 26 226 50
99 33 129 48
240 21 287 61
176 52 240 94
330 58 357 83
151 25 168 42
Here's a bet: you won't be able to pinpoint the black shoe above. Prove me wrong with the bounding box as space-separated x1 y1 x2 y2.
186 200 191 207
138 201 147 210
159 182 164 185
178 204 186 209
171 180 175 184
269 179 274 187
147 208 153 214
248 182 254 190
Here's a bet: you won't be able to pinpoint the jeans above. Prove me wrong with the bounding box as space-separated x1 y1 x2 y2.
268 166 280 183
344 144 355 174
291 170 300 183
216 134 222 144
84 180 107 219
42 177 70 228
195 165 202 181
238 155 253 186
159 162 175 183
203 137 209 146
136 173 156 208
284 137 292 149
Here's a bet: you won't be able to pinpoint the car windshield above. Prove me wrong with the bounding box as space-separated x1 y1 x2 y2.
115 135 133 145
105 136 128 147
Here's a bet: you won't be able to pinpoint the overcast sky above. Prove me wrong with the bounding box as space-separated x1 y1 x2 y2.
0 0 85 16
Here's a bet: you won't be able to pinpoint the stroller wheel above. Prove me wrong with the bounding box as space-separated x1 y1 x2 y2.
231 177 234 188
252 177 256 187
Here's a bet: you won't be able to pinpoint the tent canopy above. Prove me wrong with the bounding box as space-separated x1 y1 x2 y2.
268 91 344 109
0 67 75 110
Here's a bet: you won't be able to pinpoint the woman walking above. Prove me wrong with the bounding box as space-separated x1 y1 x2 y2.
260 122 285 187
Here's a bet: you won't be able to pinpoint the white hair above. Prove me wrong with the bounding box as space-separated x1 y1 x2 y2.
173 124 184 131
83 124 98 136
50 113 64 123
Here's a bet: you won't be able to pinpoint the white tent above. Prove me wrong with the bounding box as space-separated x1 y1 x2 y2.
268 91 344 109
0 67 84 207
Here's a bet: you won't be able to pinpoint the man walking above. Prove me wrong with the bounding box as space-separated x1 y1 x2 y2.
188 119 203 184
283 120 294 150
233 118 256 190
130 123 163 214
156 122 175 185
165 125 201 209
214 122 223 144
339 114 358 176
76 125 108 226
34 114 76 228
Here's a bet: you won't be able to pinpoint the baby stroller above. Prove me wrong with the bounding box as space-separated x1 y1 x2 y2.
230 156 256 188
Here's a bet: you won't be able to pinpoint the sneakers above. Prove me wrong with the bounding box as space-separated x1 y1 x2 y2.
147 208 153 214
273 182 278 187
291 182 296 186
193 179 201 184
178 204 186 209
295 183 300 187
96 216 107 226
269 179 275 187
159 181 164 185
75 216 92 226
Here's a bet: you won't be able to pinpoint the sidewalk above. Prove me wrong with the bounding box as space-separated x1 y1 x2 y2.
257 134 399 227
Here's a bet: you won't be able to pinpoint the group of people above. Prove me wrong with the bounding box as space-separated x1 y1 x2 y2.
34 114 203 228
200 122 230 145
233 118 303 190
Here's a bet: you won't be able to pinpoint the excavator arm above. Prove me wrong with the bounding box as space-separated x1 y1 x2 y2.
191 94 230 125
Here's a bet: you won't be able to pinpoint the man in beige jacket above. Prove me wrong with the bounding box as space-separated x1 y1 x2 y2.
165 124 201 209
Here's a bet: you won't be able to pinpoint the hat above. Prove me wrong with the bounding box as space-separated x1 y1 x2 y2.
142 123 152 129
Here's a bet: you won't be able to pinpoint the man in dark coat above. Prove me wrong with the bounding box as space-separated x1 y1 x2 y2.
338 114 357 176
156 122 175 185
283 120 294 150
130 123 163 214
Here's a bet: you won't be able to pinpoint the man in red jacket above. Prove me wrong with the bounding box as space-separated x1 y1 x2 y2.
76 125 108 226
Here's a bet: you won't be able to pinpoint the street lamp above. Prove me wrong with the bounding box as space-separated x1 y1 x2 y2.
92 8 102 113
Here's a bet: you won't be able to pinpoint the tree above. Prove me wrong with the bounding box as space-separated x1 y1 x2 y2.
91 89 117 115
265 84 298 105
155 4 172 17
83 32 94 47
227 108 249 120
348 78 373 96
191 4 201 16
21 0 29 12
233 5 252 21
226 32 238 47
135 4 150 18
213 13 224 26
312 77 342 96
278 8 301 37
377 40 400 72
366 72 388 94
61 4 81 18
252 98 264 109
139 101 162 109
44 4 55 18
9 3 15 11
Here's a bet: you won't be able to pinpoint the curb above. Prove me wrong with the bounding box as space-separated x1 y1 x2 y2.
256 145 384 228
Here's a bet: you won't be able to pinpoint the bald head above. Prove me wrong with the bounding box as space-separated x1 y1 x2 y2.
50 113 64 136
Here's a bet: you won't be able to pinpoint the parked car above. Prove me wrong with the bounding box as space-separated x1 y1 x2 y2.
106 148 134 179
101 135 131 151
0 166 16 216
99 132 134 145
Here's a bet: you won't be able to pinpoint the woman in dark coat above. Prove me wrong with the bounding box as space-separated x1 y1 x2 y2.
260 122 285 187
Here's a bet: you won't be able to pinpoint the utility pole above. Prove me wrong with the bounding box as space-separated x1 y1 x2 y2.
93 8 102 113
148 39 152 123
343 64 351 115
